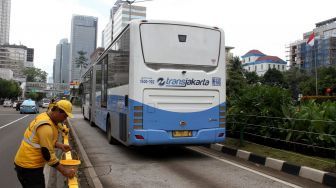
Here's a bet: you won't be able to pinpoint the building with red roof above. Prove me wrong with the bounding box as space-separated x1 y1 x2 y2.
241 50 287 76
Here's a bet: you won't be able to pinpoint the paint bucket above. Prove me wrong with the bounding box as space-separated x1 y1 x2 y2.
60 150 81 173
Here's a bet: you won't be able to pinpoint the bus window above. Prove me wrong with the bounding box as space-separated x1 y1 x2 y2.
140 23 221 70
107 29 130 89
101 57 108 107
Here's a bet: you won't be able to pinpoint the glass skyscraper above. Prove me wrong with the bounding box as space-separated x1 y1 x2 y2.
0 0 11 45
70 15 98 82
54 39 70 83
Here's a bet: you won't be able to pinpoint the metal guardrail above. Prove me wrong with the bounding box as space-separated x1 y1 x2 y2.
226 114 336 167
61 123 79 188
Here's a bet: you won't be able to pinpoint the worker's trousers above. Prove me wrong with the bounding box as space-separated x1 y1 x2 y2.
14 163 45 188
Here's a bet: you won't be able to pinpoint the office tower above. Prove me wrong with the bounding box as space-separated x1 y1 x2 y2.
54 39 70 83
0 0 10 44
102 2 146 48
69 15 97 82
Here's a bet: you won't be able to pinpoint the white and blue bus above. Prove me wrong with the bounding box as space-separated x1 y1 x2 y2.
84 20 226 146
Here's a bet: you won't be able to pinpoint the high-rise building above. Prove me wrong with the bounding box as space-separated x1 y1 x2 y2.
69 15 98 82
0 0 11 45
0 44 32 79
288 17 336 71
54 39 70 83
102 2 146 48
24 48 34 67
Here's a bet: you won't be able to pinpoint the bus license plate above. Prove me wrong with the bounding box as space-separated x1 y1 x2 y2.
172 130 192 137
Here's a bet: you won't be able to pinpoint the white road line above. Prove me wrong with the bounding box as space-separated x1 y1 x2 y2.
0 114 22 116
190 147 302 188
0 115 29 130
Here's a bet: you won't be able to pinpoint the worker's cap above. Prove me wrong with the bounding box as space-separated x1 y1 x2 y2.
55 100 73 118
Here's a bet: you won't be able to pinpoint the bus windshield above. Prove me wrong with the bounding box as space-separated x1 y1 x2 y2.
140 23 221 69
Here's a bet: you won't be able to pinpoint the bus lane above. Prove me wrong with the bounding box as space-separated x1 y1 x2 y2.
70 112 328 188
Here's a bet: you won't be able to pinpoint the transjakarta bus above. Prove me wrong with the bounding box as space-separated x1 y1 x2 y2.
85 20 226 146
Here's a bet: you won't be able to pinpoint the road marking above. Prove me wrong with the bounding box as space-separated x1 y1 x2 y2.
189 147 302 188
0 114 23 116
0 115 29 130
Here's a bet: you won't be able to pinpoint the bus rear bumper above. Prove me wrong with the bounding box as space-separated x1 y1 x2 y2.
130 128 225 146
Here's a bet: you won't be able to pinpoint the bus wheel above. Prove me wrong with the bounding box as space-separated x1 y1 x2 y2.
107 116 119 145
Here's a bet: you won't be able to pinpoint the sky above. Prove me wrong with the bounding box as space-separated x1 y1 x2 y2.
9 0 336 78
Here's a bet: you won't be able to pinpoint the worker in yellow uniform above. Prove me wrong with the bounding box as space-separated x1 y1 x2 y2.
14 100 75 188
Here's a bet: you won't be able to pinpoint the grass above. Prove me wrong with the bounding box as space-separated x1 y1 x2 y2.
223 137 336 173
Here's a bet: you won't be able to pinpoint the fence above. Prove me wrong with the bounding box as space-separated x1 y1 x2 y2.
226 114 336 166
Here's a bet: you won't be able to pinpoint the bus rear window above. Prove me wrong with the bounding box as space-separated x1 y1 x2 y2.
140 23 221 68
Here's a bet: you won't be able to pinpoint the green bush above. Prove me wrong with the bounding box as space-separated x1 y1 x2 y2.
282 100 336 148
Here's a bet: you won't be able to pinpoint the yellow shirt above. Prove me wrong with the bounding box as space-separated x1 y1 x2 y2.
14 112 59 168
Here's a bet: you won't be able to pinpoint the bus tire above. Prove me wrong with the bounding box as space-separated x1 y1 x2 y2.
90 120 95 127
107 116 119 145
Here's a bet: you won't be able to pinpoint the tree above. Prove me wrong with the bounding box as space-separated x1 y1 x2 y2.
294 66 336 96
262 68 285 87
75 50 88 79
283 67 309 98
23 67 47 82
226 56 246 100
25 92 39 101
0 79 21 98
315 66 336 95
244 71 260 85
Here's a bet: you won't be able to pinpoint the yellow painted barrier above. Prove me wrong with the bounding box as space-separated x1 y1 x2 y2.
61 123 79 188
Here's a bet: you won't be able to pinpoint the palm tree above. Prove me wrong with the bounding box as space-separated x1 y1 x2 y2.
75 50 88 80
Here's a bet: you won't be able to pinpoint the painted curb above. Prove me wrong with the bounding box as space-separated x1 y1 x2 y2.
210 143 336 187
67 119 103 188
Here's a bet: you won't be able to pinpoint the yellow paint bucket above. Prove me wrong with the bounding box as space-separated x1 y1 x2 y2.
60 159 81 173
60 151 81 173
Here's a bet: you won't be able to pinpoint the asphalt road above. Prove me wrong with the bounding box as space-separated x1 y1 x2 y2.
69 109 328 188
0 107 39 188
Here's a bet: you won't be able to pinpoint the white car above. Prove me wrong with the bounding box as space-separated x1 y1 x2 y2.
3 100 12 107
42 99 50 108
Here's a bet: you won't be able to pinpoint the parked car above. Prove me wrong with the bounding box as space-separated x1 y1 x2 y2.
3 100 12 107
20 99 39 114
16 100 23 111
